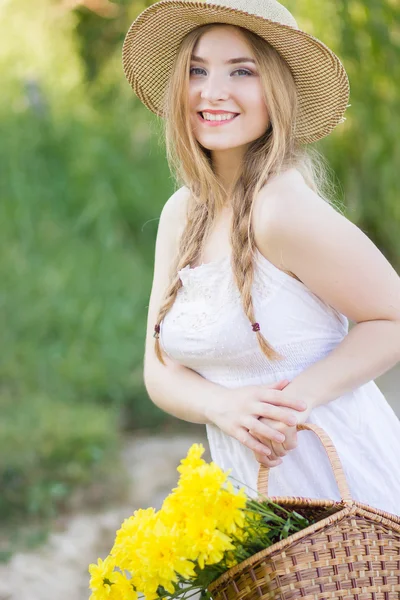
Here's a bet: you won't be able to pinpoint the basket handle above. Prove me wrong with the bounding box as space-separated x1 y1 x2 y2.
257 423 352 503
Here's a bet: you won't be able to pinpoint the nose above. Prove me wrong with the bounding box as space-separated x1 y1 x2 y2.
200 73 229 103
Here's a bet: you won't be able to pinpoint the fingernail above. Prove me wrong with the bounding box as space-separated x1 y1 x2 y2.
276 433 285 442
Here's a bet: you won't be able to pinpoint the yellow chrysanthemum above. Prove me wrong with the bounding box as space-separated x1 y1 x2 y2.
135 515 196 589
185 517 235 569
161 493 192 530
107 571 138 600
224 550 240 569
110 507 158 571
177 443 207 473
177 462 229 499
213 482 247 534
88 555 116 597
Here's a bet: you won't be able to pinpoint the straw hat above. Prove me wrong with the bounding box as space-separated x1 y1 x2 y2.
122 0 350 144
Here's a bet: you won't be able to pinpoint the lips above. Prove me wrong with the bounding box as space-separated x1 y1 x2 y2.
199 111 239 118
198 112 240 123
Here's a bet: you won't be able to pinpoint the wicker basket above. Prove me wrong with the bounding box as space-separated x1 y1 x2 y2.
208 423 400 600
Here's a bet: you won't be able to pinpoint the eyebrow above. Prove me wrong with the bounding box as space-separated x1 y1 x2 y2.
191 55 256 64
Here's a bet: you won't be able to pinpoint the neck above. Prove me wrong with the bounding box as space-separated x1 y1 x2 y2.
211 146 247 197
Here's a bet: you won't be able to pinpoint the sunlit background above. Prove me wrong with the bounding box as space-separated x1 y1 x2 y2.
1 0 399 576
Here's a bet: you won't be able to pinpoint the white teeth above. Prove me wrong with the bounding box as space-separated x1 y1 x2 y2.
202 112 237 121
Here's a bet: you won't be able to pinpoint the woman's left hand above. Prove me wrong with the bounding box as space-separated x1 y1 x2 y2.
251 418 298 467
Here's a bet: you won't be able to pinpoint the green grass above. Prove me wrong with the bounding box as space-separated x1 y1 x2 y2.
0 83 174 530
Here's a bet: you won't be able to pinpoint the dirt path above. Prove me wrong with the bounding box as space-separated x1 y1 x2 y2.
0 431 208 600
0 368 398 600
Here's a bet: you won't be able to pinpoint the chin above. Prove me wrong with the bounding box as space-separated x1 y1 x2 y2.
197 138 246 151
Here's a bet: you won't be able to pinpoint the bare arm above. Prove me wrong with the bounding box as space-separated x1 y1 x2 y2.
252 169 400 463
265 170 400 411
143 187 221 425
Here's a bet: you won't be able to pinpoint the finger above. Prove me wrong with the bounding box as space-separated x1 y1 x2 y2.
269 379 290 391
236 428 273 456
283 430 298 452
258 432 287 458
256 435 287 458
255 404 299 427
259 389 307 412
256 422 292 457
248 418 286 443
266 451 280 461
253 452 283 468
271 441 288 458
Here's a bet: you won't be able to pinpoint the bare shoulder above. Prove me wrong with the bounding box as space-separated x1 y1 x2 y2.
160 185 191 229
155 185 192 261
254 168 304 271
255 167 400 324
254 167 339 268
258 166 333 225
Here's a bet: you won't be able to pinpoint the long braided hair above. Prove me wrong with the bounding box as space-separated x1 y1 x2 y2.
153 24 337 364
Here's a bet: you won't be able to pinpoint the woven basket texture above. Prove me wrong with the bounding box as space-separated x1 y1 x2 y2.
122 0 350 144
208 423 400 600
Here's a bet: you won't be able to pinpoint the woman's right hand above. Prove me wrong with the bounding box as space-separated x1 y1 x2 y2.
206 380 308 458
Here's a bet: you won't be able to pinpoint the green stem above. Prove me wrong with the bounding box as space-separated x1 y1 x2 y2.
162 583 201 600
245 502 287 524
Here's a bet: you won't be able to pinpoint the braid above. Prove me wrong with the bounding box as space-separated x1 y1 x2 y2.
231 179 283 362
153 272 183 364
154 197 211 364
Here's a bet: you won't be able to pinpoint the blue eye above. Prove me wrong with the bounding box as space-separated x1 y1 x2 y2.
189 67 206 76
232 68 253 76
189 67 253 76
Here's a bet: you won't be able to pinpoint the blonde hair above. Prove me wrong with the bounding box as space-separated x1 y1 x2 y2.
153 23 341 364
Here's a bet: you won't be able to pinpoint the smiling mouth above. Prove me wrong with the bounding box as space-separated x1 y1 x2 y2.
198 112 240 124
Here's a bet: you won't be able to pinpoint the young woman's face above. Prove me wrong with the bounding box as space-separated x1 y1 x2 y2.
188 25 270 152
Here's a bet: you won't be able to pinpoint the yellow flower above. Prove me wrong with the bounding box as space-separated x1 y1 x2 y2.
177 462 229 500
89 591 110 600
177 443 206 473
110 507 157 571
224 550 240 569
107 572 138 600
161 493 192 531
185 517 235 569
214 482 247 534
88 555 116 596
135 515 196 591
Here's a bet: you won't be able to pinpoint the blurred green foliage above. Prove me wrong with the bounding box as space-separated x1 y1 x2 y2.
0 0 399 534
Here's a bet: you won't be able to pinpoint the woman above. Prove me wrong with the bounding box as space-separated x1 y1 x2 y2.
122 0 400 515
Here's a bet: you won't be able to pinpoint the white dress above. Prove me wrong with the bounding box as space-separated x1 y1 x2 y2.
160 248 400 516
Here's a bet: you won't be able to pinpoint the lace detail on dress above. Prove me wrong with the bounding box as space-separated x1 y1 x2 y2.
161 249 348 375
172 254 284 333
171 261 241 331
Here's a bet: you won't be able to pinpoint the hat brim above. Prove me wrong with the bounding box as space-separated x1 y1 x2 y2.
122 0 350 144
